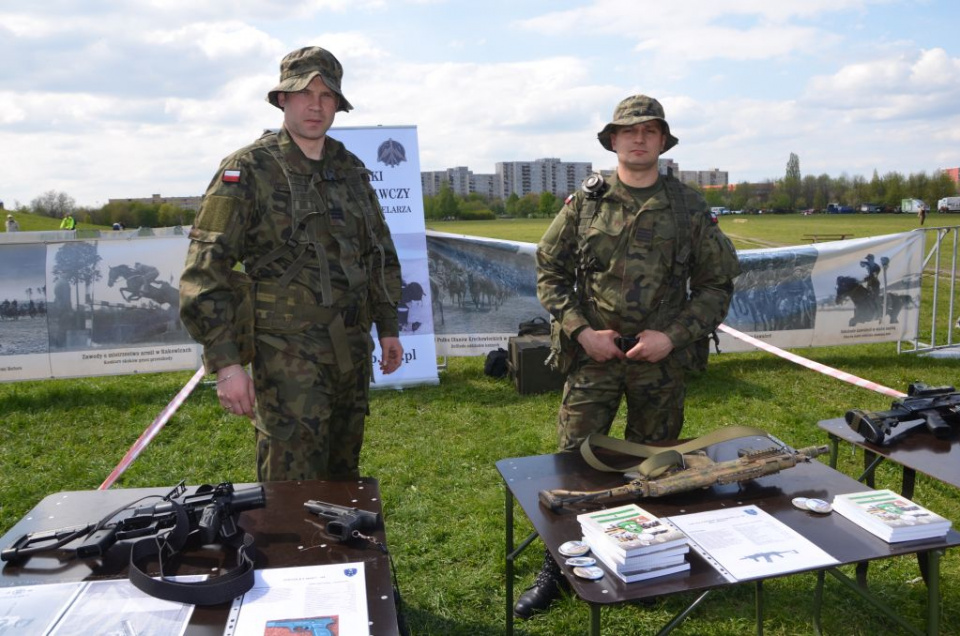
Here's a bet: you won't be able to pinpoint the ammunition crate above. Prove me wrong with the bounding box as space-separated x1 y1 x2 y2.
507 335 566 395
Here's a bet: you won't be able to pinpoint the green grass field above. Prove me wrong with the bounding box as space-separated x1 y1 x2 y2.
2 213 960 635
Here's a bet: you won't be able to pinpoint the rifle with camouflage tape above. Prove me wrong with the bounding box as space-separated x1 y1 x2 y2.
539 443 830 512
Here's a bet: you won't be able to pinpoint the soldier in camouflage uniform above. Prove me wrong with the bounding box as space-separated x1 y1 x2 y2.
514 95 740 618
179 46 404 482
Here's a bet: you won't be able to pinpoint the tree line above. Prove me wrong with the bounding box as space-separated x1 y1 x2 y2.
703 154 958 213
8 190 196 228
424 157 959 220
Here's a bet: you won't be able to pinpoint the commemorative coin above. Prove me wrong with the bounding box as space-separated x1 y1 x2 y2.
805 498 833 514
791 497 809 511
573 565 605 580
558 540 590 557
565 556 596 567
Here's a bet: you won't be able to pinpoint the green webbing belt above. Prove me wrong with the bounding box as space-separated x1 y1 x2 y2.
580 425 772 479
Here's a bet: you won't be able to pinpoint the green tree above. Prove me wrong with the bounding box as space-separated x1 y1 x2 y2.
504 193 520 217
538 192 559 217
516 193 538 217
783 153 801 210
882 172 905 210
437 184 460 219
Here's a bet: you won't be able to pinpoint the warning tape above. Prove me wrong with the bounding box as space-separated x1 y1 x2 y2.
716 323 907 400
99 366 207 490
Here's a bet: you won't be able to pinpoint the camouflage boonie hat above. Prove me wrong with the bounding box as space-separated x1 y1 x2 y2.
266 46 353 112
597 94 679 153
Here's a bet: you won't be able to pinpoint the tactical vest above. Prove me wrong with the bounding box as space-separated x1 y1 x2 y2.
240 132 392 373
571 173 714 371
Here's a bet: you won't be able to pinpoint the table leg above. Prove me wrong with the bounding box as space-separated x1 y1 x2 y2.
755 579 764 636
590 603 601 636
504 486 539 636
827 434 839 469
925 549 941 636
812 571 825 635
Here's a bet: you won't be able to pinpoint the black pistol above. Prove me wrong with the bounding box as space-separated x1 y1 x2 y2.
304 500 381 542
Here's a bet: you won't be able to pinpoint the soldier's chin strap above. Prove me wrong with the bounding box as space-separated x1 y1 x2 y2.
580 425 773 479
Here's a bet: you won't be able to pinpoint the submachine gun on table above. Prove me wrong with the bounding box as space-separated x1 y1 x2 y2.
845 382 960 445
1 481 266 604
539 430 829 512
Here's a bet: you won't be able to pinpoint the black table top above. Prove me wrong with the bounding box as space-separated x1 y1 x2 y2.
497 436 960 605
0 479 400 636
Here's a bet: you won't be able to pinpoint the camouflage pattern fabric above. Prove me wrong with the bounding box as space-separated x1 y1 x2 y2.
537 173 739 450
180 126 402 481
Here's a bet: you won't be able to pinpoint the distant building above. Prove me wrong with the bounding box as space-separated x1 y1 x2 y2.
678 169 729 189
942 167 959 186
421 167 498 197
107 193 202 211
496 158 592 199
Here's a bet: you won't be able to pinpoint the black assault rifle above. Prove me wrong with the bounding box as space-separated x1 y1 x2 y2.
1 481 265 563
845 382 960 445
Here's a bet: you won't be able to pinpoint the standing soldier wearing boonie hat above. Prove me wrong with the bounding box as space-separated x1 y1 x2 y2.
514 95 740 618
180 46 404 482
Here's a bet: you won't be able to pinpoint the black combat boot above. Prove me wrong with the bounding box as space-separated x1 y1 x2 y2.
513 549 569 619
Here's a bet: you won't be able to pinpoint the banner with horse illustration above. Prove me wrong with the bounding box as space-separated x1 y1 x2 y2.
425 230 924 356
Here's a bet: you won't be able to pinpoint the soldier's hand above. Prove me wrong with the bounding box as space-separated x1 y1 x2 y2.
379 337 403 374
577 328 624 362
629 330 674 363
216 364 256 418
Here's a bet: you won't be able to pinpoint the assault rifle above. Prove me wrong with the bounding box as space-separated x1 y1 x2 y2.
1 481 265 605
539 444 829 511
845 382 960 445
1 481 265 563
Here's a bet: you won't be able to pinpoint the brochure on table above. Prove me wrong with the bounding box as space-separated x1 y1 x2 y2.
0 577 198 636
225 562 369 636
667 505 839 582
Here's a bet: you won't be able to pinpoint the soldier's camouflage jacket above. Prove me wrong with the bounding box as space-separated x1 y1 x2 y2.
537 173 740 353
180 127 402 373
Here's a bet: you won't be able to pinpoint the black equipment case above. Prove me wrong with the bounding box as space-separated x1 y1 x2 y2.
507 335 566 395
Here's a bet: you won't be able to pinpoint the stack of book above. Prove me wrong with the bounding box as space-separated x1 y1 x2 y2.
577 503 690 583
832 489 953 543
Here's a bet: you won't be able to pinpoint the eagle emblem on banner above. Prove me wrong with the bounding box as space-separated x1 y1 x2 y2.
377 138 407 167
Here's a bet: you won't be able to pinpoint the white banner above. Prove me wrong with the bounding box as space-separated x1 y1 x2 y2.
426 230 924 356
0 126 438 388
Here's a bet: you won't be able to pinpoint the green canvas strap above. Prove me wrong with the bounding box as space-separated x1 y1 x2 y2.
580 425 772 479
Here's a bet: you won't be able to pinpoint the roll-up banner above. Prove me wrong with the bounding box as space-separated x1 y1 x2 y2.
0 126 439 388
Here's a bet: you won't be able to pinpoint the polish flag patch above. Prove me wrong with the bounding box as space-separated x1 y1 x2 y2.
222 169 241 183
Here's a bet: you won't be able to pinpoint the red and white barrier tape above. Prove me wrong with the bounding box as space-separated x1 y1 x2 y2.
716 323 907 399
99 366 207 490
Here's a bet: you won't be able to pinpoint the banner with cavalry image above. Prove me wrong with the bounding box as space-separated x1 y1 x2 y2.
0 126 439 387
0 223 923 381
425 229 924 356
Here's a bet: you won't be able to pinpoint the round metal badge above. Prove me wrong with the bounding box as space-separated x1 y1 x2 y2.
558 540 590 557
573 565 605 580
565 556 596 567
805 498 833 514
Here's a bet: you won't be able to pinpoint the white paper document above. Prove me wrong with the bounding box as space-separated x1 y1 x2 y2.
667 505 839 582
225 563 369 636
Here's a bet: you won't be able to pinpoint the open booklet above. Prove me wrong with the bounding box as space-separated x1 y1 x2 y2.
667 505 839 582
0 576 200 636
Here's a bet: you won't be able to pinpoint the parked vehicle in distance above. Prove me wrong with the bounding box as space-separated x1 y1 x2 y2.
710 206 730 216
860 203 883 213
901 198 930 215
937 196 960 213
827 202 855 214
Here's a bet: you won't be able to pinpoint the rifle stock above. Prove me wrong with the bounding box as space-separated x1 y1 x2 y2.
539 444 829 512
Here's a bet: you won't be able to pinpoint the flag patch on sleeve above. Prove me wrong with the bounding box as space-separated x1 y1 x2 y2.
222 169 241 183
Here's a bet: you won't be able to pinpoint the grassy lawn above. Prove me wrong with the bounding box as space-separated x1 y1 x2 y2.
2 213 960 635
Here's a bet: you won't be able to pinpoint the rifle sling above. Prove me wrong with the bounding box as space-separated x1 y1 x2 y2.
127 500 256 606
580 425 771 479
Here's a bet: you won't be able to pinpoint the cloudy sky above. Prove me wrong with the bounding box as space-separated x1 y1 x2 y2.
1 0 958 208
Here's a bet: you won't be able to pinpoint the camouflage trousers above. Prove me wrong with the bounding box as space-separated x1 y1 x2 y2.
252 341 372 482
557 354 686 452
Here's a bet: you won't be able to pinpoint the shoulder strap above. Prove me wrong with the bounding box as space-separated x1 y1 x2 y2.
580 425 771 478
127 501 257 606
663 174 692 268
